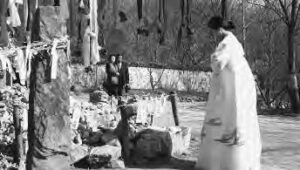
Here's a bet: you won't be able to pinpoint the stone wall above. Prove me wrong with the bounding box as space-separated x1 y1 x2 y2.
71 65 211 92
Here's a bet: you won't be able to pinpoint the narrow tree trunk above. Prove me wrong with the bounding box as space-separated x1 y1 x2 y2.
120 104 130 165
26 50 72 170
69 0 76 37
242 0 247 53
221 0 227 19
287 27 300 113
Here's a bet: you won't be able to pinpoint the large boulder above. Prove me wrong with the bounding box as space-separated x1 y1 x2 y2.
133 127 173 160
132 126 192 161
74 145 123 169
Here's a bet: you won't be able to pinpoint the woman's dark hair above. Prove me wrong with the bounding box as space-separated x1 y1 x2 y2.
208 16 235 30
108 54 116 62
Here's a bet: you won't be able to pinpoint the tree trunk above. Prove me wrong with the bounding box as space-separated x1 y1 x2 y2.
242 0 247 53
221 0 227 19
26 50 72 170
287 27 300 113
69 0 75 37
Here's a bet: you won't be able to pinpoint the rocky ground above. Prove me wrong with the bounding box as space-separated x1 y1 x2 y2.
75 90 300 170
116 102 300 170
1 89 300 170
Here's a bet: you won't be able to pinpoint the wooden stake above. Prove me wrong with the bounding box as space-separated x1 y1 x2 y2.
119 101 130 165
170 91 179 126
13 104 23 164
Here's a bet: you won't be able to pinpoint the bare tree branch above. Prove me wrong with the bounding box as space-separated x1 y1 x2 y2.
278 0 290 22
247 0 289 24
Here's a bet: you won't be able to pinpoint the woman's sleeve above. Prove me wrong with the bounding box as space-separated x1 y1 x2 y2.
125 63 129 84
210 43 230 74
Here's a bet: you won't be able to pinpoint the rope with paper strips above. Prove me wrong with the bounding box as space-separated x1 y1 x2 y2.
0 38 71 86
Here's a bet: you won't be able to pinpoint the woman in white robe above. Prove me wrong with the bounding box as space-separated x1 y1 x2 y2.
195 16 261 170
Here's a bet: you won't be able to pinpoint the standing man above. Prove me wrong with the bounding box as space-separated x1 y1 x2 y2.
116 54 129 96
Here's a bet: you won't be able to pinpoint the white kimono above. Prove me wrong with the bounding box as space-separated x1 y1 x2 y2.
196 32 261 170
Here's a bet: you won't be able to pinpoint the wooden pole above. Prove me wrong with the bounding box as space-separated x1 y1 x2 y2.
12 104 23 164
119 100 130 165
170 91 179 126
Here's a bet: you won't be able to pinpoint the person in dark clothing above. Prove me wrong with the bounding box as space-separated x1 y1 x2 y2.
105 54 120 97
115 54 130 96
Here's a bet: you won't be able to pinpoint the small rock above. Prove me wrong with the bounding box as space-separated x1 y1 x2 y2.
70 145 89 164
110 160 125 169
90 90 109 103
88 131 103 145
169 126 192 155
122 104 138 118
100 131 121 147
90 145 122 161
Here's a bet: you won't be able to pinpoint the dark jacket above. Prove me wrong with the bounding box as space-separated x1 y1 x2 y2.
116 61 129 87
105 62 119 85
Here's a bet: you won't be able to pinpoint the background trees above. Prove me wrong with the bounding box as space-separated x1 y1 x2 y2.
68 0 300 113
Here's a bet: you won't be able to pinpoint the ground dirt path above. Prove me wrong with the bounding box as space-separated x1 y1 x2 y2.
77 100 300 170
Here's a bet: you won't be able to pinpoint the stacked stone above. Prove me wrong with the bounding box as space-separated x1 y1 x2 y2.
0 85 28 144
69 92 192 168
69 91 125 169
0 85 29 168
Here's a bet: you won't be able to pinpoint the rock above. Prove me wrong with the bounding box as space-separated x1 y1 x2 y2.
133 127 172 159
77 122 90 134
110 160 125 169
74 154 111 169
168 126 192 155
132 126 192 160
90 145 122 161
123 104 138 118
70 145 89 164
32 6 68 42
100 130 121 147
27 49 72 170
89 90 109 103
74 145 123 169
70 84 83 96
87 131 103 146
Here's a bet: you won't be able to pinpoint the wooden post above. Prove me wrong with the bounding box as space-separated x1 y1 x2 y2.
0 67 6 88
12 104 23 164
119 100 130 165
26 49 72 170
170 91 179 126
